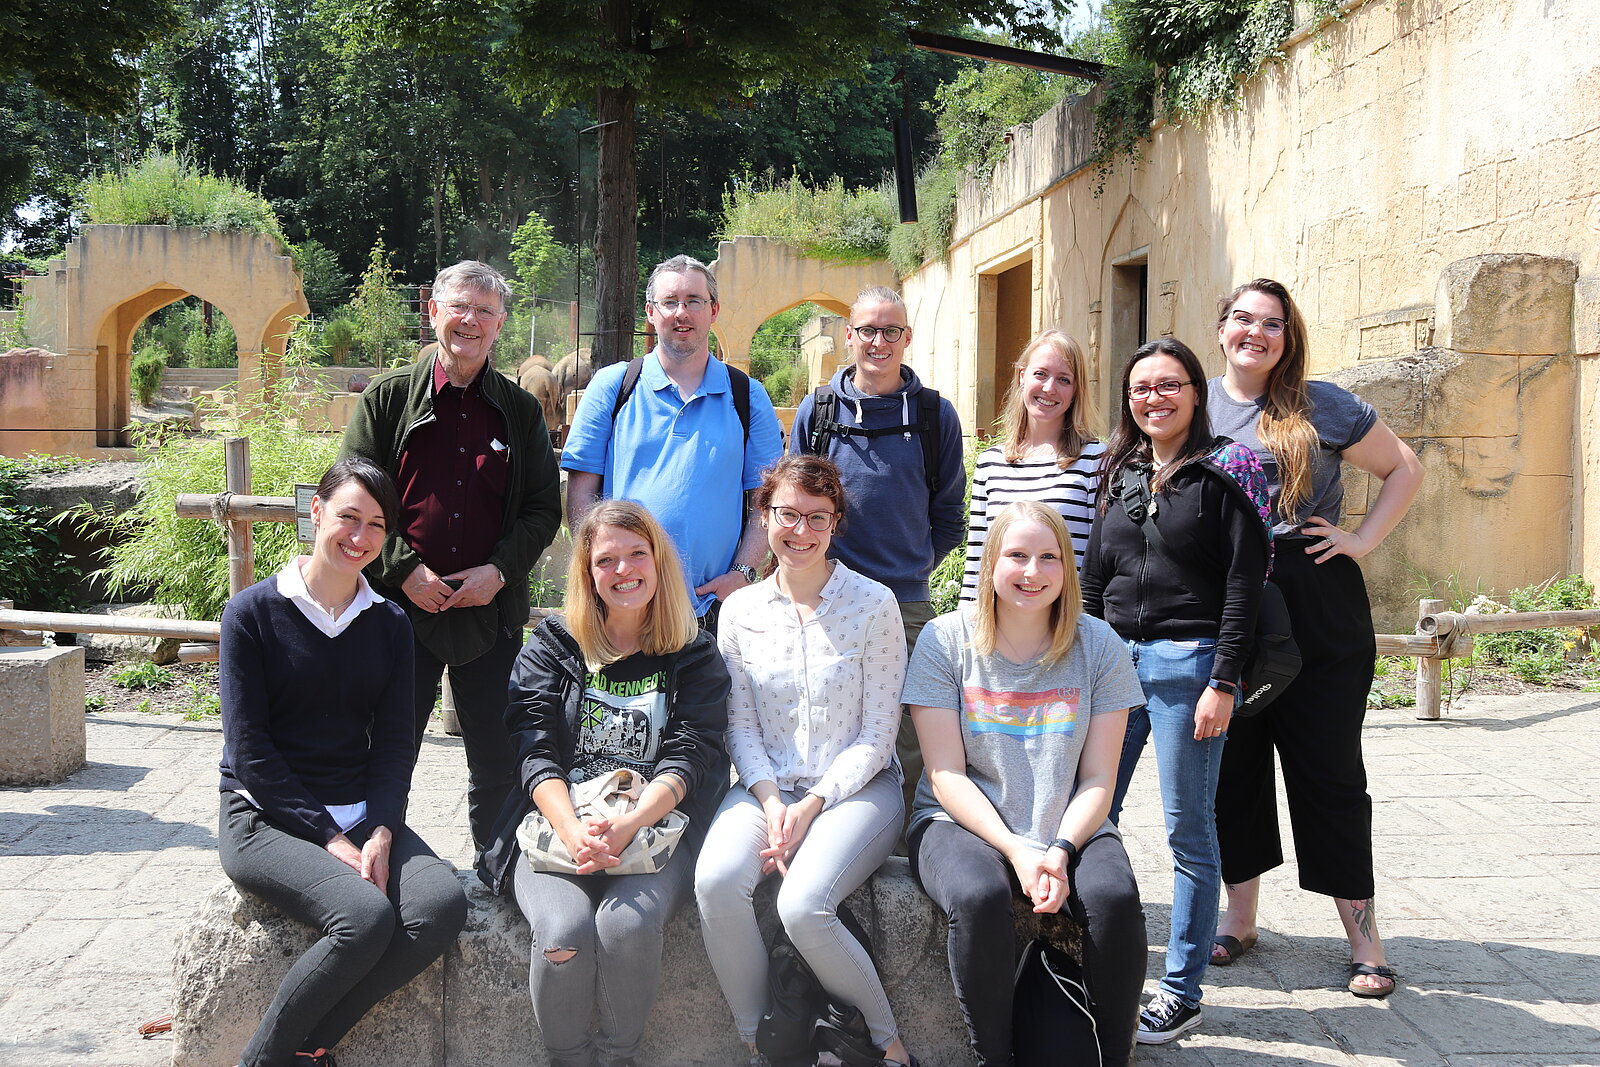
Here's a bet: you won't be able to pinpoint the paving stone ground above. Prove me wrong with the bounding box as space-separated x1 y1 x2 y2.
2 692 1598 1066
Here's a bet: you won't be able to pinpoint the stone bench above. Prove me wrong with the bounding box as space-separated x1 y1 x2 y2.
171 857 1082 1067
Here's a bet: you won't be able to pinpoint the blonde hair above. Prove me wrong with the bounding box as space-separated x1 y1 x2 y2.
565 500 699 669
999 329 1098 465
971 501 1082 667
1218 279 1319 517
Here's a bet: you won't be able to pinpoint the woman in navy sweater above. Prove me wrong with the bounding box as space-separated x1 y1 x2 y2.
217 458 466 1067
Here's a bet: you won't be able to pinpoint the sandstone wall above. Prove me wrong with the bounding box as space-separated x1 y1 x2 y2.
902 0 1600 622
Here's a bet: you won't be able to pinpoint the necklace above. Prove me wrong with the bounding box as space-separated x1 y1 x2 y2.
996 628 1048 663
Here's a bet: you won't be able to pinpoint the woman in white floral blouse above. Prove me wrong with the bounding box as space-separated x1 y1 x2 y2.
695 454 916 1067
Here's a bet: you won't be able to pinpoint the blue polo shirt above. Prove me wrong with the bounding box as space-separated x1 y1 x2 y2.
562 350 783 613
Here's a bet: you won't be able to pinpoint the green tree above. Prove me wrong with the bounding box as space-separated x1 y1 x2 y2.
343 241 412 365
509 209 572 299
1 0 183 115
334 0 1068 369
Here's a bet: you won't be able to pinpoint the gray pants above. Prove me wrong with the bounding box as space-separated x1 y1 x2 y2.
218 793 467 1067
512 844 694 1064
694 770 904 1046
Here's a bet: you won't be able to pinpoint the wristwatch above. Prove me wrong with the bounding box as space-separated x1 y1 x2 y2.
733 564 759 584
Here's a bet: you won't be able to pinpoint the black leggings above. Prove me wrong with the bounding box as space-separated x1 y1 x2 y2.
1214 545 1378 897
218 793 467 1067
910 820 1146 1067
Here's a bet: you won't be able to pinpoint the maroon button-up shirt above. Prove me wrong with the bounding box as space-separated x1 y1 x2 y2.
393 357 509 576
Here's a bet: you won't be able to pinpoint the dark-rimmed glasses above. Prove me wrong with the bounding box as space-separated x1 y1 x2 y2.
768 506 838 531
1127 380 1193 401
850 325 906 343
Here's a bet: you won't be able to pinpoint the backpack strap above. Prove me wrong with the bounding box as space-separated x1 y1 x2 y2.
611 355 750 442
803 383 943 495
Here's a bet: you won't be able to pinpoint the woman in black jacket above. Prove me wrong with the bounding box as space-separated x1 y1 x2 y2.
1081 338 1271 1047
480 499 730 1067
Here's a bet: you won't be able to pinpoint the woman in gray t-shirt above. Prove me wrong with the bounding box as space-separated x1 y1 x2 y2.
1207 278 1423 999
904 500 1147 1067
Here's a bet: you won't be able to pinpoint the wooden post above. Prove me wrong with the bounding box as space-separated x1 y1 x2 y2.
224 437 254 599
1415 598 1445 721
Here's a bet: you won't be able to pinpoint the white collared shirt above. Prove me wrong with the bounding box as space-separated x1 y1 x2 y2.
275 555 385 638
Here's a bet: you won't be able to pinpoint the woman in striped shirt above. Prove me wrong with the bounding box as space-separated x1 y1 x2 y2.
960 329 1104 600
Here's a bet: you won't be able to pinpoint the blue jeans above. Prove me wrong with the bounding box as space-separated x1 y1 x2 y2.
1109 638 1225 1009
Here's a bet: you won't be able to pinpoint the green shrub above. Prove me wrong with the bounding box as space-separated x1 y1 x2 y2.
182 316 238 368
130 343 167 405
719 174 894 262
1467 575 1599 684
101 349 342 621
292 240 353 316
0 454 86 611
321 317 358 365
887 165 961 276
110 661 174 690
82 151 288 247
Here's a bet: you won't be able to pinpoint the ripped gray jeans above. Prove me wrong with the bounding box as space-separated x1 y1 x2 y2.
511 844 694 1064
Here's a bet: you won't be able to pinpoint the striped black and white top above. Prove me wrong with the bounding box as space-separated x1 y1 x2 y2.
958 440 1107 602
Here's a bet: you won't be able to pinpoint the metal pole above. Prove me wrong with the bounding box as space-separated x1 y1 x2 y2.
224 437 254 599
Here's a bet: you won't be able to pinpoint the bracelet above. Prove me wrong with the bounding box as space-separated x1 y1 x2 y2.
1047 837 1079 864
1207 677 1238 695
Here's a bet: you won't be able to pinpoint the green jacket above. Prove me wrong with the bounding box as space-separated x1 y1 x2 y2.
341 353 562 658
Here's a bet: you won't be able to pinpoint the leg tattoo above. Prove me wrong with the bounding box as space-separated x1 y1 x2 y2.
1350 898 1375 942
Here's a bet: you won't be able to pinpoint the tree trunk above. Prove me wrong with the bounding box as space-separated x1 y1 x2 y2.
592 85 638 370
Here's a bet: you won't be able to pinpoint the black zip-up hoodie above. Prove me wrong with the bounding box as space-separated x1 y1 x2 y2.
1081 443 1270 684
476 616 730 895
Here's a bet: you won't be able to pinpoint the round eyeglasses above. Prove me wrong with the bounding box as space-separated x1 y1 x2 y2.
768 506 838 532
851 325 906 343
1228 310 1287 337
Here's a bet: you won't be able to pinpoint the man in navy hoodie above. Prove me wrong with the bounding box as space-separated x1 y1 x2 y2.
790 286 965 809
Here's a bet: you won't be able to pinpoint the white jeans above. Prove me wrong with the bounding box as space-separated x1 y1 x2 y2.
694 768 904 1046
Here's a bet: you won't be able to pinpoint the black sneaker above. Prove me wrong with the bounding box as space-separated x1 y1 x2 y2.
1135 991 1203 1044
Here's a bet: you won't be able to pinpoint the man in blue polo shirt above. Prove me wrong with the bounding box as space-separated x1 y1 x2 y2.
563 254 783 628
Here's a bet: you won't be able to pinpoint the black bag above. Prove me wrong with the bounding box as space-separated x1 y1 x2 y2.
1012 937 1102 1067
756 903 880 1067
1113 464 1301 715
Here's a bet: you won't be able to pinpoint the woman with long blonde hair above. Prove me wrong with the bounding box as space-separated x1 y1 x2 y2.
908 500 1146 1066
1207 278 1423 998
959 329 1103 598
478 499 730 1067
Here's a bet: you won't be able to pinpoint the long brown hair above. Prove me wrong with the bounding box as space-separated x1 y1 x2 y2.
565 500 699 669
999 328 1098 466
1217 279 1318 516
971 501 1081 667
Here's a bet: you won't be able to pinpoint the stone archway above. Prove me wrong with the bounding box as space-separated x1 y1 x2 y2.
707 236 896 380
6 225 306 456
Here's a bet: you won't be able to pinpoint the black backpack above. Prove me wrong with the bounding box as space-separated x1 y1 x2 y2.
756 903 882 1067
800 382 942 495
1013 845 1102 1065
1112 456 1302 715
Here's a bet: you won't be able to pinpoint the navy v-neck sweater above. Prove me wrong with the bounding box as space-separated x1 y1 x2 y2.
217 577 417 845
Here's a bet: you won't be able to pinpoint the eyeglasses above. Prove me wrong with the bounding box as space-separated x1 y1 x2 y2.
851 325 906 343
1126 380 1193 401
443 301 503 319
650 298 711 314
1228 310 1287 337
768 506 838 532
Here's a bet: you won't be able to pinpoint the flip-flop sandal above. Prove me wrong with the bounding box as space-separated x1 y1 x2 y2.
1347 962 1399 998
1211 933 1257 966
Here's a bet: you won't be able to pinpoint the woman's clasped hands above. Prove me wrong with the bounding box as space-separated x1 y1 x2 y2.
757 788 823 876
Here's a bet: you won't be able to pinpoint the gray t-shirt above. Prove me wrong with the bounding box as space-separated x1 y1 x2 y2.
1207 378 1377 536
902 608 1144 846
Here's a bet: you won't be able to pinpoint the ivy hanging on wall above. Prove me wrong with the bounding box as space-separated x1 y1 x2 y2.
1089 0 1350 189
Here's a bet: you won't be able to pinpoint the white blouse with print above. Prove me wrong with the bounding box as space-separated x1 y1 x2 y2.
715 562 907 808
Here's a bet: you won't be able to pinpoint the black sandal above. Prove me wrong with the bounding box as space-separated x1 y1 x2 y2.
1347 962 1399 998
